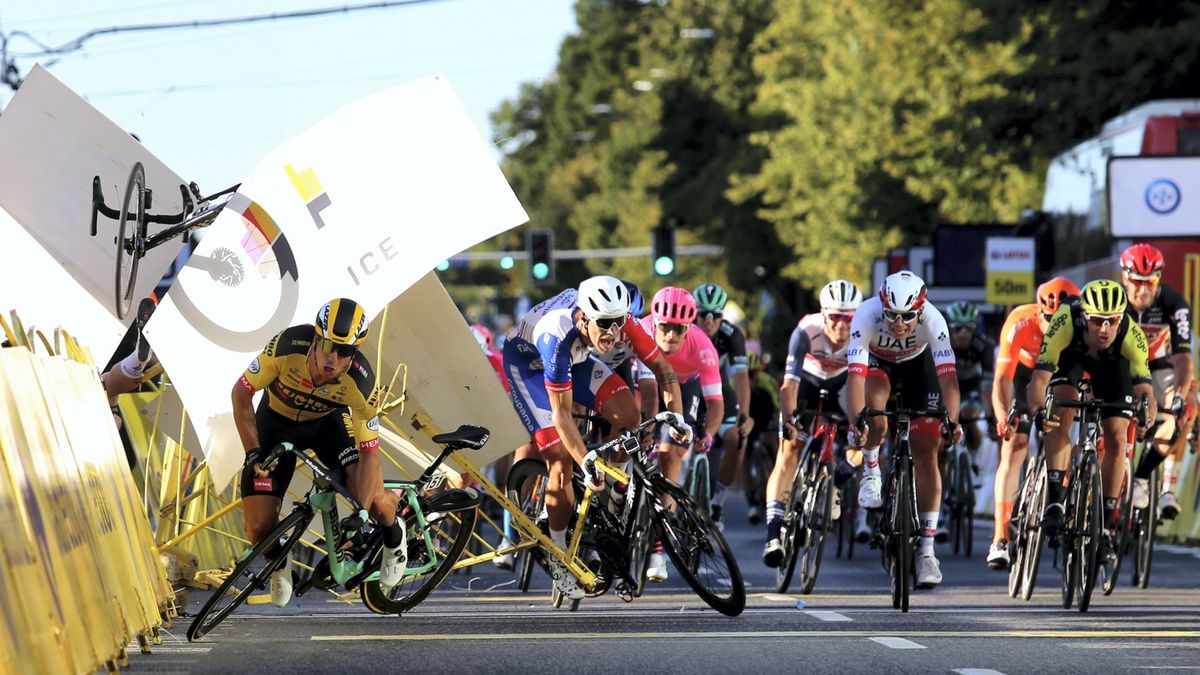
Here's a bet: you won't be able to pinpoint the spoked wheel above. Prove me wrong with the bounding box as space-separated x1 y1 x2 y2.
188 507 311 641
798 461 835 595
629 497 655 598
1132 469 1160 588
361 491 481 614
687 452 713 519
1075 459 1103 612
837 475 858 561
506 458 549 592
888 458 914 612
1019 463 1047 601
652 480 745 616
115 161 146 320
1008 501 1028 599
956 450 975 557
1101 470 1132 596
776 455 810 593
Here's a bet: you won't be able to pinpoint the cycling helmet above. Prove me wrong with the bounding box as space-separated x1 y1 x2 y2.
1120 243 1165 279
470 324 494 350
819 280 864 312
693 283 729 313
621 279 645 317
1079 279 1127 316
315 298 369 347
577 276 631 320
945 300 979 325
652 286 698 325
1036 277 1080 315
878 271 928 313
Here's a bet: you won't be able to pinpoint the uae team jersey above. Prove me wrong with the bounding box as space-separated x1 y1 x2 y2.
637 316 724 402
845 297 957 377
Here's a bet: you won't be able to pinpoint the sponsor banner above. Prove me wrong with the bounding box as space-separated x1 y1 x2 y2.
985 237 1036 305
1109 156 1200 237
146 75 528 488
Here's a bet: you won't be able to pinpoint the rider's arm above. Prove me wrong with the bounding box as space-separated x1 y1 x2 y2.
980 337 996 417
625 320 684 415
726 325 752 429
635 360 658 421
548 388 590 465
1122 321 1158 423
697 333 725 440
844 312 872 429
232 340 283 453
1028 306 1072 412
992 311 1022 417
926 308 960 424
780 326 811 422
1168 290 1193 398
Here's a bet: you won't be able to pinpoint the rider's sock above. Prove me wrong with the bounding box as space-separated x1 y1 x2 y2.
711 482 731 507
118 349 152 379
862 446 881 475
1103 497 1119 530
919 512 938 556
383 520 405 548
1047 470 1065 506
855 505 869 530
1163 458 1178 493
766 500 785 539
1134 447 1168 480
550 527 568 551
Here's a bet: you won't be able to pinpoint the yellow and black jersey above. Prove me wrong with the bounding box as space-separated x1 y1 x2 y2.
1035 302 1151 385
238 324 383 451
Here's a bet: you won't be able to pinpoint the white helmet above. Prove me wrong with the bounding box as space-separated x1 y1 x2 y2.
878 271 928 313
577 275 631 320
819 280 864 312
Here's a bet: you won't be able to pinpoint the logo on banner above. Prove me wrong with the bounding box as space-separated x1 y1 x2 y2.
1145 178 1181 215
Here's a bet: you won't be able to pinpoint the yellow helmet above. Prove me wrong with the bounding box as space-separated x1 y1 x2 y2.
1079 279 1127 316
315 298 369 348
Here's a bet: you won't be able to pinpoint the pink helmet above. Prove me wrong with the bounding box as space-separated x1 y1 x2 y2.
651 287 698 325
470 324 494 350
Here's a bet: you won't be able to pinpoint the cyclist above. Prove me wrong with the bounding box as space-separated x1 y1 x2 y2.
503 275 688 599
102 297 159 430
986 277 1079 570
590 280 657 420
1120 244 1195 520
762 280 862 567
233 298 403 607
636 287 723 581
1028 280 1155 552
846 270 961 588
945 300 995 455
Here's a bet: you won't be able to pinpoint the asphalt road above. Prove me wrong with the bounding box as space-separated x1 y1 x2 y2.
124 498 1200 674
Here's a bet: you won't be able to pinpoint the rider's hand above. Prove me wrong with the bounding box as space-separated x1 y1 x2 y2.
781 420 799 442
664 412 693 446
847 418 867 448
995 417 1011 440
945 420 963 446
1035 408 1060 433
736 412 753 435
581 449 605 493
699 432 714 454
244 447 268 476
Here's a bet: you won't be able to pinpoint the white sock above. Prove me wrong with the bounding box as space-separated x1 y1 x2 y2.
119 349 151 379
550 527 568 551
856 505 869 530
711 482 731 507
919 511 938 556
862 446 881 475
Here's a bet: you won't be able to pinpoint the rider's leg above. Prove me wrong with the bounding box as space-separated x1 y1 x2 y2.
1100 416 1132 529
715 417 753 508
912 430 943 557
541 442 576 551
993 433 1029 544
765 434 802 541
1043 382 1079 507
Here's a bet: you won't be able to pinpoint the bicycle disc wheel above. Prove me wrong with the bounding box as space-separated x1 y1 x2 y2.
653 480 745 616
361 500 479 614
776 457 809 593
115 161 146 320
506 458 549 592
188 507 311 641
798 462 834 595
1076 458 1103 612
1020 463 1047 601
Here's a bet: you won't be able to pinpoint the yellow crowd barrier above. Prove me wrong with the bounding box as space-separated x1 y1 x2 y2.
0 343 172 674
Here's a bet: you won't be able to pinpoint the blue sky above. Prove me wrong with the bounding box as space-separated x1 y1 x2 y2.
0 0 576 193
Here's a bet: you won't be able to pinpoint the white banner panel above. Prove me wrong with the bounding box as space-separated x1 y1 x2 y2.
0 65 191 344
1108 156 1200 236
146 75 528 488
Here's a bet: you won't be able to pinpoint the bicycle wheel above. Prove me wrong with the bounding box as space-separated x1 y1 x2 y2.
886 456 914 612
957 450 975 558
361 492 480 615
776 454 810 593
652 480 745 616
1133 469 1160 588
188 507 311 641
115 161 146 320
506 458 549 592
687 452 713 518
1102 469 1131 596
629 496 655 598
798 461 834 595
1020 462 1047 601
1076 457 1103 612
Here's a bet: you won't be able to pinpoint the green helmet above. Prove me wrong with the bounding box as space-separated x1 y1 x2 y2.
945 300 979 326
693 283 729 313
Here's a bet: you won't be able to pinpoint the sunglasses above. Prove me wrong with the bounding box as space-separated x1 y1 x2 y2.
1084 313 1122 329
657 322 689 335
883 309 919 323
824 312 854 323
1124 274 1160 287
316 338 358 358
593 316 626 331
697 311 723 321
951 324 975 334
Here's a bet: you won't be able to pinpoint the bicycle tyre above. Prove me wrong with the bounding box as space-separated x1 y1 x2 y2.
1076 457 1103 612
506 458 549 592
957 450 975 558
776 453 810 593
896 457 914 612
1102 468 1131 596
1133 468 1159 588
115 161 146 320
687 452 713 518
653 480 745 616
798 461 834 595
1020 463 1047 602
844 475 857 561
630 496 654 598
188 507 311 641
1008 492 1029 598
361 500 479 615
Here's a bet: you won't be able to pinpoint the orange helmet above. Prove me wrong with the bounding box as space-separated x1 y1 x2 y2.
1036 277 1080 315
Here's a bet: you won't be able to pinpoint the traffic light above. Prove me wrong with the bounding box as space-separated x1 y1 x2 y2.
652 225 676 277
527 228 555 283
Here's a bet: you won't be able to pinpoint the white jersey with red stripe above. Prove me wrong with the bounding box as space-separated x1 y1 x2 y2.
846 297 957 377
784 312 850 383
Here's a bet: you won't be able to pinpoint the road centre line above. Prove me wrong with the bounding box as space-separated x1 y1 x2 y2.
311 629 1200 642
869 637 925 650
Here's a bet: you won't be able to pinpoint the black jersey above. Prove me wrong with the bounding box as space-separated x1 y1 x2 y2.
954 332 996 394
1127 282 1192 370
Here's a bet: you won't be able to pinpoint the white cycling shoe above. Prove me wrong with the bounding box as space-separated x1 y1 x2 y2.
379 529 409 592
858 473 883 509
986 541 1010 571
269 554 293 607
646 552 669 583
915 554 943 588
831 489 843 522
547 557 585 600
1131 477 1150 509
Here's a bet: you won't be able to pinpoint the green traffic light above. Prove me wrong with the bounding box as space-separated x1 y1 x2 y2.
654 256 675 276
500 255 515 270
436 259 450 271
532 262 550 280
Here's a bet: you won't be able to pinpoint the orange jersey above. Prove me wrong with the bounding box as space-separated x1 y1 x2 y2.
996 304 1043 380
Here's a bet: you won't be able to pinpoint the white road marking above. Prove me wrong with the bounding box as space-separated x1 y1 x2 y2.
953 669 1007 675
868 636 925 650
807 610 852 622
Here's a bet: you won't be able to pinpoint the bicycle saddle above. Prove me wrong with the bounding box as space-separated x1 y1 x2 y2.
432 425 490 450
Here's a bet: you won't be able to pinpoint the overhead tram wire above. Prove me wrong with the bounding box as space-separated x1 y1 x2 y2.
0 0 453 89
